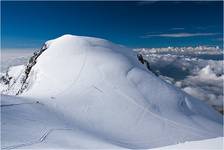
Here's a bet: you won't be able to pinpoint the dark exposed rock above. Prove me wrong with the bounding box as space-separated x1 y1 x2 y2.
137 54 144 64
0 69 13 85
16 44 48 95
137 53 159 76
0 75 10 85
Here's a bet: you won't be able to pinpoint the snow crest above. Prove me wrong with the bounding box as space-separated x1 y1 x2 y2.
1 35 223 149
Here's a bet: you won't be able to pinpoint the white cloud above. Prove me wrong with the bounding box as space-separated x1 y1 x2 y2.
1 49 34 72
143 32 218 38
136 47 223 112
170 27 185 30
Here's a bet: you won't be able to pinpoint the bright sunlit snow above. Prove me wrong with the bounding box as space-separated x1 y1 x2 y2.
1 35 223 149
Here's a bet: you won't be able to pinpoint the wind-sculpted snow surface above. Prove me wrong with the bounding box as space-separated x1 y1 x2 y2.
1 95 120 149
1 35 223 149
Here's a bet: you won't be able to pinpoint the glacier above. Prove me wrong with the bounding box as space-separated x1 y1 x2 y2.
1 34 223 149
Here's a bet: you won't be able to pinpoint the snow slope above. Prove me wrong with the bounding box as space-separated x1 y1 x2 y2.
154 137 223 150
1 34 223 149
1 95 120 149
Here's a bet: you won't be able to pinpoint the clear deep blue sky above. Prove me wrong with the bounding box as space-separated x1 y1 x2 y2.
1 1 223 49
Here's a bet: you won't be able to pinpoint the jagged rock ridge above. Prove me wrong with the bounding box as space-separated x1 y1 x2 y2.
0 44 48 95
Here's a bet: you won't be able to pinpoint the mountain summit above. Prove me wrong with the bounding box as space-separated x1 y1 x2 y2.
1 35 222 149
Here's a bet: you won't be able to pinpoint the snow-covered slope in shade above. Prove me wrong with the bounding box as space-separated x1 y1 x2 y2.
154 137 223 150
2 34 223 149
1 95 121 149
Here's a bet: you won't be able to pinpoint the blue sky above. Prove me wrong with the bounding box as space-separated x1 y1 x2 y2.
1 1 223 49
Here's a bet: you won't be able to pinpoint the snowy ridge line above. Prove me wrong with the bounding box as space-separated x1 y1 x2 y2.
125 73 214 137
129 72 222 137
116 87 212 138
1 35 222 149
0 102 38 107
16 44 48 95
2 128 73 150
102 68 213 137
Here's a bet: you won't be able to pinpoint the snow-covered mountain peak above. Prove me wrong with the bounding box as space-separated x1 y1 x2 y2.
1 35 134 96
1 35 223 149
44 34 113 51
21 34 137 97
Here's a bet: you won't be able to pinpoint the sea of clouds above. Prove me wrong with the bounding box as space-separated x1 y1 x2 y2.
136 46 223 113
1 49 34 72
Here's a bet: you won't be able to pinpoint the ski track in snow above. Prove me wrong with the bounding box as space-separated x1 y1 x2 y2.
125 69 215 137
1 97 207 149
1 99 73 150
53 47 88 97
0 102 38 107
2 128 73 150
93 85 104 93
99 67 215 138
79 66 213 139
115 87 211 138
1 35 222 149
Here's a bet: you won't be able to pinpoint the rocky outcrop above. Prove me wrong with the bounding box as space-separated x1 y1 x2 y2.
0 44 48 95
16 44 48 95
137 53 159 76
